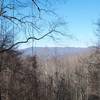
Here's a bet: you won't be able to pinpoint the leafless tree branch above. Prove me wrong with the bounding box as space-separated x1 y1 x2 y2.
0 29 61 53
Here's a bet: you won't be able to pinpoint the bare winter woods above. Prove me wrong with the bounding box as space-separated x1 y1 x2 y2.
0 44 100 100
0 0 100 100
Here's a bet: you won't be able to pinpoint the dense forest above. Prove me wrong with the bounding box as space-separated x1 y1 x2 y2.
0 0 100 100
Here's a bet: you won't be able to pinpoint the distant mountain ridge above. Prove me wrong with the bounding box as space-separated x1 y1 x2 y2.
21 47 91 57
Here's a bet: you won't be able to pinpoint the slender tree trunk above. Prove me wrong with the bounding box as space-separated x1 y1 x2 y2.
0 54 2 100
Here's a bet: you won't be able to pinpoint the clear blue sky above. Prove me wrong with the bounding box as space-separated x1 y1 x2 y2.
19 0 100 48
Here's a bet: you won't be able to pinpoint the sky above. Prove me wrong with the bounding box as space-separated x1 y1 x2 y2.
19 0 100 48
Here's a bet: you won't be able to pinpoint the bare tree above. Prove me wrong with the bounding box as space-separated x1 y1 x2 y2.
0 1 67 98
0 0 67 53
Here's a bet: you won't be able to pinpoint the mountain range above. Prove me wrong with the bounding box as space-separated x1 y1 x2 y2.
21 47 92 57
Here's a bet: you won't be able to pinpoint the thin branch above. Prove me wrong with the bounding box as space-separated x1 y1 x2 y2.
0 29 55 53
32 0 41 12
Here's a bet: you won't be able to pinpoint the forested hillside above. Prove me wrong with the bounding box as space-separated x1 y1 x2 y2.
0 0 100 100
